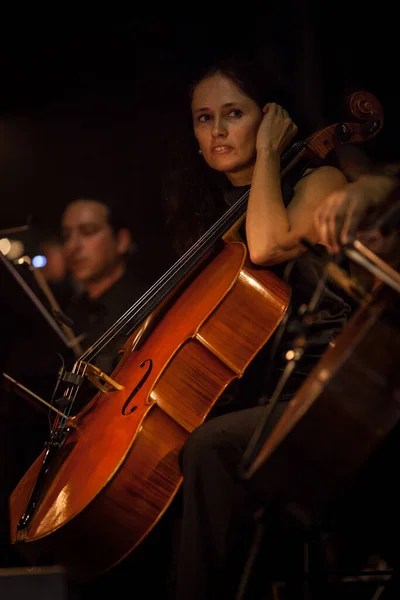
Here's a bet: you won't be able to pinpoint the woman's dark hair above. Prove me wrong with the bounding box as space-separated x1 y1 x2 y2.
188 57 286 111
162 56 292 257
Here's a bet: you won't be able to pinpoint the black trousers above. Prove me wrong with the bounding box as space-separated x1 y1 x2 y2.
175 402 290 600
174 399 400 600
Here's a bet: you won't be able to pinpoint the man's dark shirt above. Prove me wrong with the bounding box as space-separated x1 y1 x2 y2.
64 268 149 376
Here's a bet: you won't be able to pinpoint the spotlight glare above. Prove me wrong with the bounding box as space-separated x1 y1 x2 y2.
0 238 11 255
32 255 47 268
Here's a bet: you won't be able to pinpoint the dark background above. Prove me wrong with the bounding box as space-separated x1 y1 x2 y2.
0 8 398 283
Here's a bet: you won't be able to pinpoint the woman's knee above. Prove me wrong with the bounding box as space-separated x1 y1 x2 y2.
178 406 265 474
179 420 221 472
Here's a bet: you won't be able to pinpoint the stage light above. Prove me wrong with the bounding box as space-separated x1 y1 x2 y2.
7 240 25 260
0 238 11 255
32 255 47 268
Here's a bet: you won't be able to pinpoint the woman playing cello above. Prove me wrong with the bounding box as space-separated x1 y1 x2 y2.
162 55 355 599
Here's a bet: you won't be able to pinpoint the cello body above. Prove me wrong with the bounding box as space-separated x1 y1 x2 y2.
9 240 290 580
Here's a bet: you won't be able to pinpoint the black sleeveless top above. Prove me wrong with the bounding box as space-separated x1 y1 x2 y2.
209 174 355 416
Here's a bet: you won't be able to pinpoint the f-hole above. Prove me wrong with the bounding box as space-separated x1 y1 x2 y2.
121 359 153 416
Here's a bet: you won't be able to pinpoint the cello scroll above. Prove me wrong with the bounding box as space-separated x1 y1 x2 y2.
281 90 384 177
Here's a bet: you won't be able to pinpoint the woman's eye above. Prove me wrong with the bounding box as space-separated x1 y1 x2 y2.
198 114 210 123
228 109 243 118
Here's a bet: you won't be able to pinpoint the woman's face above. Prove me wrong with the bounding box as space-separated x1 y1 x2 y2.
191 73 263 184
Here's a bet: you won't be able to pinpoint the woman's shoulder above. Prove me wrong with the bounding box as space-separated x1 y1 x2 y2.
294 164 347 191
301 164 346 179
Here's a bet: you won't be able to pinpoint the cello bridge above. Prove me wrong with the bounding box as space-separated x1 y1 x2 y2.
81 362 125 394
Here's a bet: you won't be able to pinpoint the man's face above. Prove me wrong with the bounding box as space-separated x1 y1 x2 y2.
61 200 124 284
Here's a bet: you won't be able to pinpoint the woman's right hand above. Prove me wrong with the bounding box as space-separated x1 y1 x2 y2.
256 103 298 157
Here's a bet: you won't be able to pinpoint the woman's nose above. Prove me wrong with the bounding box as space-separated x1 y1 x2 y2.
212 117 227 138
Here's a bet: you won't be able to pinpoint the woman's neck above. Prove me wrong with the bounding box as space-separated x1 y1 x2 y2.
225 164 254 187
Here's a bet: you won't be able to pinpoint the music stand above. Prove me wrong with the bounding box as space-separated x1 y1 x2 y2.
0 238 79 568
0 251 80 351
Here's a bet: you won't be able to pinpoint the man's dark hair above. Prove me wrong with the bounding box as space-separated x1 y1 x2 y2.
63 197 127 236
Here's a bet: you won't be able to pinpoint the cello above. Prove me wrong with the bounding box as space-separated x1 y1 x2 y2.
9 91 383 581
